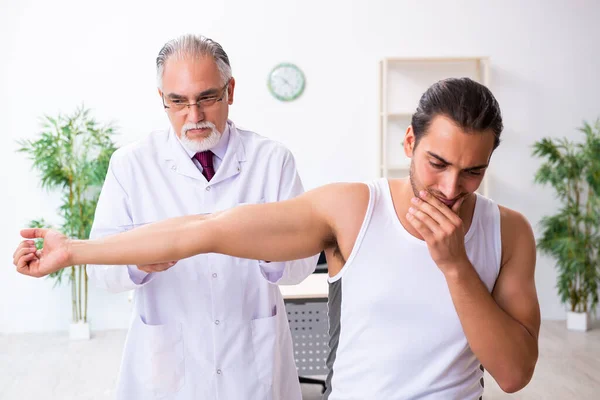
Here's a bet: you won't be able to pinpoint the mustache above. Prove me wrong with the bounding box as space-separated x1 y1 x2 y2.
182 121 216 134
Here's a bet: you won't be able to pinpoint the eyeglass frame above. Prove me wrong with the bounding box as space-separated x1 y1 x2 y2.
162 80 231 114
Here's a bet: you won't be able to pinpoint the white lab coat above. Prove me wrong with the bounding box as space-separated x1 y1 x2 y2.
87 120 318 400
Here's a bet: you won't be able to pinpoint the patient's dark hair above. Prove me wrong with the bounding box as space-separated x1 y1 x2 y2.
411 77 503 150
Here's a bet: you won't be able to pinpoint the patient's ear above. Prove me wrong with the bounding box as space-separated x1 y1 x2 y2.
404 126 416 158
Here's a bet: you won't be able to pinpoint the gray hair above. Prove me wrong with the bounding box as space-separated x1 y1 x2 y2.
156 34 232 89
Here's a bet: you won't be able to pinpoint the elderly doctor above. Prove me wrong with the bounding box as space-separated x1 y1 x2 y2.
86 34 318 400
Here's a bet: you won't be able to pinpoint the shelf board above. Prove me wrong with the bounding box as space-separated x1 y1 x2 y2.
384 56 489 64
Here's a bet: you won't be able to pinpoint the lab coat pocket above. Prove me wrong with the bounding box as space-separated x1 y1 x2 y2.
251 308 279 389
133 316 185 395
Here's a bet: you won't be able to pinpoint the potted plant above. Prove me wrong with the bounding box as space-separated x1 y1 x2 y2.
532 119 600 331
18 105 117 339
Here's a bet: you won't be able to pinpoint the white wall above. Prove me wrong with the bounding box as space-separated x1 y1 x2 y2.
1 0 599 333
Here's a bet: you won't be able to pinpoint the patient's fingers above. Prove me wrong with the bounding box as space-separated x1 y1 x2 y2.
20 228 49 239
13 240 36 259
16 252 38 274
13 246 37 266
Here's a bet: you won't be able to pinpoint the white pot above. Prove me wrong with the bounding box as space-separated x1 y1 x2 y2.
566 311 589 332
69 321 91 340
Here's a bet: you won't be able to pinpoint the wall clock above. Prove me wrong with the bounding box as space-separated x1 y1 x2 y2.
267 62 306 102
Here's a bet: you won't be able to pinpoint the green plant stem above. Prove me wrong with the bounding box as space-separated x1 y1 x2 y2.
76 184 84 323
84 267 88 323
70 266 77 322
574 180 581 312
567 178 577 312
584 190 593 314
78 265 82 322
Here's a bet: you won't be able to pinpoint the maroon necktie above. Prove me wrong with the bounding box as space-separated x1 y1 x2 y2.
194 151 215 181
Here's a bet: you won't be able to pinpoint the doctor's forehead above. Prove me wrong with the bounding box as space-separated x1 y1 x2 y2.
162 56 222 92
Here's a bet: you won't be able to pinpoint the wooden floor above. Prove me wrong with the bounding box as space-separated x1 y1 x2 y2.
1 320 598 399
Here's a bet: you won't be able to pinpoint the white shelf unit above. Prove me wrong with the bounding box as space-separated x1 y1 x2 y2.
378 57 491 197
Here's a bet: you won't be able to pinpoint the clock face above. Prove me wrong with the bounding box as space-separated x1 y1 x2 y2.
267 63 305 101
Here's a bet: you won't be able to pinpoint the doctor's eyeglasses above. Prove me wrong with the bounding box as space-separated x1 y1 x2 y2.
162 80 230 115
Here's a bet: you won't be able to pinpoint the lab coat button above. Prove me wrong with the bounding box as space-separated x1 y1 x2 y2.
212 273 218 278
206 186 211 191
215 320 220 325
217 369 222 375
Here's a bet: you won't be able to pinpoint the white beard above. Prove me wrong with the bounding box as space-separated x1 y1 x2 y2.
179 121 222 153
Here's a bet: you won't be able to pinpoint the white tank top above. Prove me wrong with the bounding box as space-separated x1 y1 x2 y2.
324 178 501 400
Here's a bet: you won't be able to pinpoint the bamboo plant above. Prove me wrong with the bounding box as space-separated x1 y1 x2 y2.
532 119 600 315
18 106 117 323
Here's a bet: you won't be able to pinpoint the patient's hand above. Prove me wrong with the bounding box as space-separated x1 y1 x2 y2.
13 228 71 277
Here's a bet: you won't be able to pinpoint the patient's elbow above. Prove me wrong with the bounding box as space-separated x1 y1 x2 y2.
497 363 536 393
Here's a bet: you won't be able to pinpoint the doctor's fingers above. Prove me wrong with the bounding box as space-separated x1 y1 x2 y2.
13 245 37 266
137 261 177 273
137 264 171 273
13 240 36 259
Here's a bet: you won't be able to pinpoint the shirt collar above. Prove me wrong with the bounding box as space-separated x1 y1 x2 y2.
209 122 230 161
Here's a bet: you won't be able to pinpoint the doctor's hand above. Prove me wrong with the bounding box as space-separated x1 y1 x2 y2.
13 228 72 278
137 261 178 273
406 190 470 274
